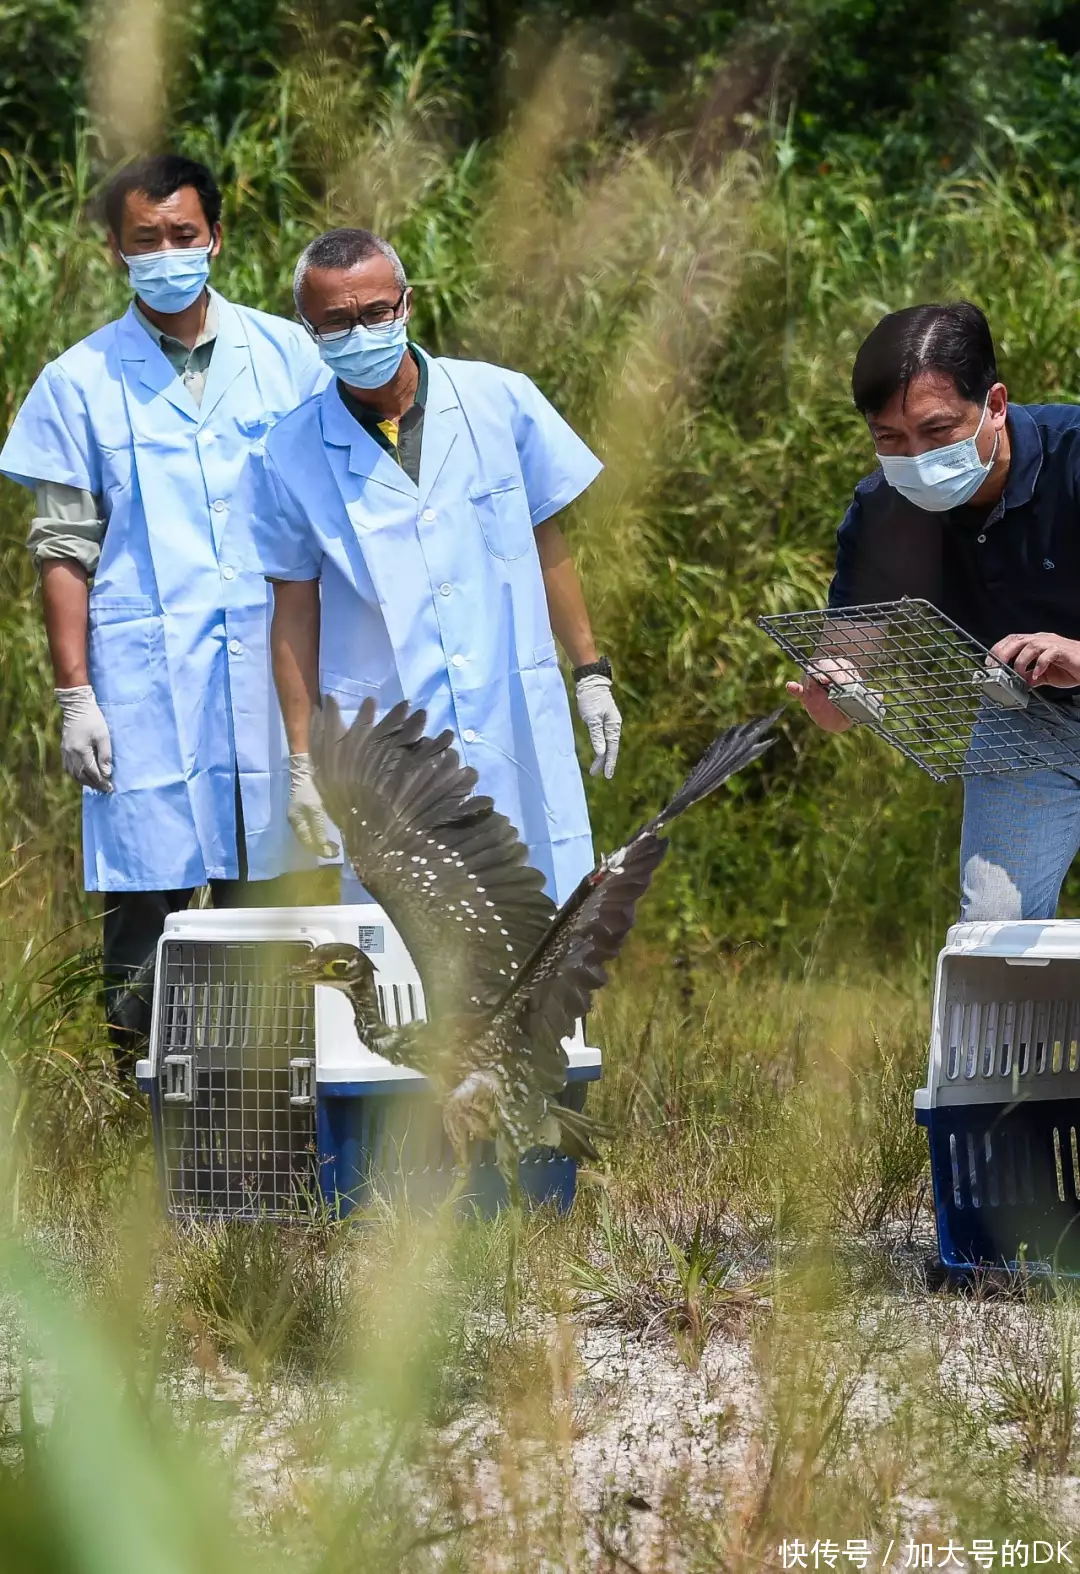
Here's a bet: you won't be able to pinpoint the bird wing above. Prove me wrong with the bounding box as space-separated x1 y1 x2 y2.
309 697 557 1019
486 710 781 1086
484 832 670 1097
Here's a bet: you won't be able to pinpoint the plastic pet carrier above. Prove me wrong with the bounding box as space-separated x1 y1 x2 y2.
136 904 601 1221
916 920 1080 1275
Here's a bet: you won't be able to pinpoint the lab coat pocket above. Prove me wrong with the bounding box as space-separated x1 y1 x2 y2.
469 477 534 562
321 670 382 720
88 595 158 705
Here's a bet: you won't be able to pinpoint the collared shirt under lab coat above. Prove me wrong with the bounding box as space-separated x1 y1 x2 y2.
0 287 327 892
242 351 603 905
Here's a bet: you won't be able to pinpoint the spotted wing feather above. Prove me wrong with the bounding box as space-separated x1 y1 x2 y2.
484 834 669 1098
310 697 557 1018
487 711 781 1081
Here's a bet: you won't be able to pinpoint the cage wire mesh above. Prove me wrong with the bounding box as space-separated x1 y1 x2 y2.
759 599 1080 782
153 939 318 1219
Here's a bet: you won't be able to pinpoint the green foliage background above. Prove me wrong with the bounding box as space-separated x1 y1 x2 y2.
6 0 1080 962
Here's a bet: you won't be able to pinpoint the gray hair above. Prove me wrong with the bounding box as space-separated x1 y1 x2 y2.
293 228 407 309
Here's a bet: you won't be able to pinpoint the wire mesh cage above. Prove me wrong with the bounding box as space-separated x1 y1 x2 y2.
154 938 319 1219
759 598 1080 781
916 923 1080 1275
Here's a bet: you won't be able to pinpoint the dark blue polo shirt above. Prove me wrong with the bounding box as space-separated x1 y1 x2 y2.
828 404 1080 655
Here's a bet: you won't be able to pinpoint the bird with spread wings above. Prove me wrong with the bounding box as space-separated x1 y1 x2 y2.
288 697 778 1182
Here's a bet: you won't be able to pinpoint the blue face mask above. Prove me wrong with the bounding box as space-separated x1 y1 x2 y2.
123 244 212 314
876 396 999 513
317 317 409 389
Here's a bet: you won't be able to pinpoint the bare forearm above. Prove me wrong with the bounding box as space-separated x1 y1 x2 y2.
535 520 598 667
270 579 321 753
41 560 90 688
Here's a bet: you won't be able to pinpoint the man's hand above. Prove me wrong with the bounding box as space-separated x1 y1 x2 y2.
288 753 339 858
576 674 622 779
990 632 1080 689
55 686 114 792
785 657 860 734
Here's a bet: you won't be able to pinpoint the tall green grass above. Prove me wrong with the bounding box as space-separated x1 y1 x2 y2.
1 933 1079 1570
10 123 1080 952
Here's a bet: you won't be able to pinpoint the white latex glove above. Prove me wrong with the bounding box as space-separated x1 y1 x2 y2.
288 753 339 858
575 673 622 779
55 686 113 793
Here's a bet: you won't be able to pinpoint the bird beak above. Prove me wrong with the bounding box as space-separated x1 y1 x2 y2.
285 959 320 983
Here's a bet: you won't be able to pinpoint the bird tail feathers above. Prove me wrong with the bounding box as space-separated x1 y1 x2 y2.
650 709 781 834
553 1101 606 1164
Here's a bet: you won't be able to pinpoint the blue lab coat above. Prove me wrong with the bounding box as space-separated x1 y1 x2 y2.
0 289 327 890
243 351 603 903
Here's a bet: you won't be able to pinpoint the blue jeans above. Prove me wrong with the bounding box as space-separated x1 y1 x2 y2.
960 767 1080 920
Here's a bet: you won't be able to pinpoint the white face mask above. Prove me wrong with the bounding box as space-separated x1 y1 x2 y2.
876 395 1000 512
122 244 212 314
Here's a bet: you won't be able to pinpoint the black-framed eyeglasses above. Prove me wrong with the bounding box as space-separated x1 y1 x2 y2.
300 287 409 344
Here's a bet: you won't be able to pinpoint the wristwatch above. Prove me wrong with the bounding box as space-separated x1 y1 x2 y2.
572 656 613 682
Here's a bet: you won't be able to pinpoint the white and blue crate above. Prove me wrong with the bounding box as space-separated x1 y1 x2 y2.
917 919 1080 1275
136 904 601 1220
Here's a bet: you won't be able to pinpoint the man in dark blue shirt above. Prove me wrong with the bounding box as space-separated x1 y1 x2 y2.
788 301 1080 921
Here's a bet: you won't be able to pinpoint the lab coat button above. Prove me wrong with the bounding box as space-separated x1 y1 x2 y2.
228 639 242 655
422 508 436 522
462 728 477 743
451 653 465 668
212 499 226 513
221 565 235 580
439 582 452 597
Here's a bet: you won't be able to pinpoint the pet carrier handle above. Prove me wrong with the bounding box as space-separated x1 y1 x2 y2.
162 1054 193 1103
289 1057 315 1106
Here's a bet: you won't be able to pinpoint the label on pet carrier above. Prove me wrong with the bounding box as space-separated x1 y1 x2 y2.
358 925 385 954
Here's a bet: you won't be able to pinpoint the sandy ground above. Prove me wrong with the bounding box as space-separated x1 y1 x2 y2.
10 1230 1080 1569
173 1264 1080 1571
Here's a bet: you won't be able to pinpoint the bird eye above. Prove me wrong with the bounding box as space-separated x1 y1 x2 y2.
331 960 348 975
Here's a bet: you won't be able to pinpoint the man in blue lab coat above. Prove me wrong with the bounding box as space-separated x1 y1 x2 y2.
0 154 328 1056
245 227 623 906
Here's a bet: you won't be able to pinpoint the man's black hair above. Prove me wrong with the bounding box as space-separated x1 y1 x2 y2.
103 154 222 237
851 301 998 417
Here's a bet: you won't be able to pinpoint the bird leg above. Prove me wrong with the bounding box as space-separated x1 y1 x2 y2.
443 1135 474 1213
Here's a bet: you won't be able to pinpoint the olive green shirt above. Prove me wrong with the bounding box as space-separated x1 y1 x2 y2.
336 346 428 487
26 296 218 574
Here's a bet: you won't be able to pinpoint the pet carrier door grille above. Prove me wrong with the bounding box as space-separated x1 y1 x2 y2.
917 931 1080 1273
932 958 1080 1106
152 939 318 1218
759 599 1080 781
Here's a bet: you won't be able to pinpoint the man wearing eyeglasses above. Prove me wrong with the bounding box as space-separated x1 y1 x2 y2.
0 153 328 1061
243 226 621 905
